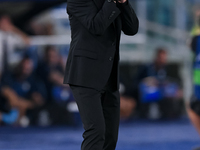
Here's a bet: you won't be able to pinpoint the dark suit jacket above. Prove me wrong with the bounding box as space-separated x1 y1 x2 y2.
64 0 139 91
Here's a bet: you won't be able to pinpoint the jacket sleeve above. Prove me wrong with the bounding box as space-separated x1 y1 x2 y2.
67 0 121 35
117 1 139 35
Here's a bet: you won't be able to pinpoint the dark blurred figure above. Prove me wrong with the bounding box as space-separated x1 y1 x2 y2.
132 48 183 119
188 14 200 141
35 46 74 126
0 12 31 126
0 56 46 126
136 48 168 83
36 46 65 102
187 11 200 150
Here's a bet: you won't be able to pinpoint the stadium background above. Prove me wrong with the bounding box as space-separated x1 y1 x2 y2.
0 0 200 150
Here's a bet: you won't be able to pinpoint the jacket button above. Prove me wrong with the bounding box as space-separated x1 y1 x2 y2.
109 57 113 61
112 42 115 46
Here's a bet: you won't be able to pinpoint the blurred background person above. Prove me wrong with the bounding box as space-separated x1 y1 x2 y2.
0 56 46 126
131 48 183 119
36 45 68 103
35 45 74 126
188 13 200 142
0 12 30 73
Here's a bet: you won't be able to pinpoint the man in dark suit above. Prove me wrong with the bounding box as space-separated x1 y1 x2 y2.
64 0 139 149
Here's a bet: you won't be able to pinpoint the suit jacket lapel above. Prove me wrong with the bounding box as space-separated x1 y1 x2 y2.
93 0 104 11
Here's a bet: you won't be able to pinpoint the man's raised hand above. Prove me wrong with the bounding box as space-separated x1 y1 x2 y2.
118 0 127 3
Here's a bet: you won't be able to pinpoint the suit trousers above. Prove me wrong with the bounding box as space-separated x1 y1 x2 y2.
70 83 120 150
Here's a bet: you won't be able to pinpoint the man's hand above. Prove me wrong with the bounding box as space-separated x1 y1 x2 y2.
118 0 127 3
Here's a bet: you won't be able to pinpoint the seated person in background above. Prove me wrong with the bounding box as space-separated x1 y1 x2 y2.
132 48 183 119
35 46 74 126
36 46 73 103
135 48 168 85
0 56 46 126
